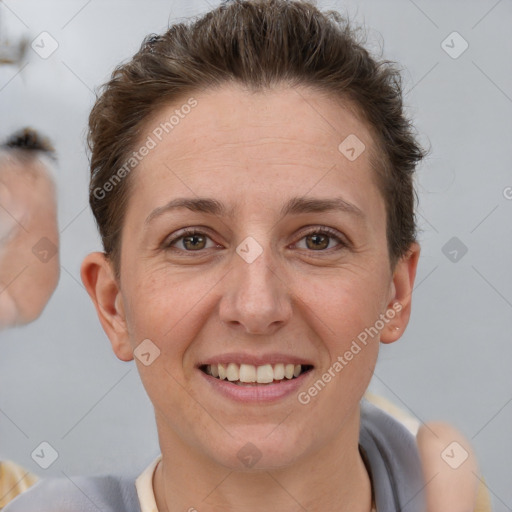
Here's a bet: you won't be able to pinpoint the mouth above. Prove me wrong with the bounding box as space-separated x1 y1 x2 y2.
199 363 314 386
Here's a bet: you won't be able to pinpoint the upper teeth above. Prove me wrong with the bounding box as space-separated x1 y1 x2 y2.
205 363 303 383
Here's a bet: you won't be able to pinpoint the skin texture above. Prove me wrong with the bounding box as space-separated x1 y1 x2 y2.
81 84 421 512
0 153 59 328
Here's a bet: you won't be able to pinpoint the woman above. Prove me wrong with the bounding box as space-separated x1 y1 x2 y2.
4 0 489 510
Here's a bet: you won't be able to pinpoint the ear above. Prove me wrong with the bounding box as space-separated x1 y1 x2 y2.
380 242 420 344
80 252 133 361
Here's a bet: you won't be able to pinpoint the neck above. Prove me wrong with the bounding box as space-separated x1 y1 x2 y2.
153 408 373 512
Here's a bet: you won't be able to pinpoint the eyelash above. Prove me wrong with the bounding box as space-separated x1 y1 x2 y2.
164 226 348 255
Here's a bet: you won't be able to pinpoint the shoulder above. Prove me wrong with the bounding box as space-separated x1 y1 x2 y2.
360 397 421 461
359 398 426 511
2 473 140 512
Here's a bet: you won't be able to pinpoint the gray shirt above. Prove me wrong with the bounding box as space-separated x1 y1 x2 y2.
3 399 426 511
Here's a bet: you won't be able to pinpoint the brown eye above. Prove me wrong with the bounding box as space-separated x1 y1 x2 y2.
181 233 207 250
166 229 216 252
295 227 346 252
305 233 330 250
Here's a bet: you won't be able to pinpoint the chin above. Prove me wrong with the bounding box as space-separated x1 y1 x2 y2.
206 426 306 471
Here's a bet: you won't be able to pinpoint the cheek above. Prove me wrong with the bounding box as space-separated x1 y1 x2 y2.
123 268 210 360
300 274 383 407
296 267 389 344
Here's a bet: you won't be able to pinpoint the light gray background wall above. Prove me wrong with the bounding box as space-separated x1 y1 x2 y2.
0 0 510 509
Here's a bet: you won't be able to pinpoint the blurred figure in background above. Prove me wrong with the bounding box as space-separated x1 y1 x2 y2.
0 127 59 508
0 127 59 329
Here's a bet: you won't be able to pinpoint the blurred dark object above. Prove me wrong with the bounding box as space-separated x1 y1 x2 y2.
0 1 29 65
2 127 56 159
0 36 28 65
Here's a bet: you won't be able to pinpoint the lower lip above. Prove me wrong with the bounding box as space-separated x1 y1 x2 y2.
198 369 312 403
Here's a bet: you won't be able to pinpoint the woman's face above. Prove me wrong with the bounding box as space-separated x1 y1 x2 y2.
83 84 418 469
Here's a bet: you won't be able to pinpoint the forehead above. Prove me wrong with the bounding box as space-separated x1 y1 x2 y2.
129 84 381 215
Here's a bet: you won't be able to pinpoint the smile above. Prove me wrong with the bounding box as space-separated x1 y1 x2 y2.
200 363 313 385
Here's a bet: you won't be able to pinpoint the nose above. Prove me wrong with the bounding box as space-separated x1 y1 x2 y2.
218 238 293 335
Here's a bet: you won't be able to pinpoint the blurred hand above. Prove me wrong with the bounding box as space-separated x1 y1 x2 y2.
418 421 481 512
0 153 59 328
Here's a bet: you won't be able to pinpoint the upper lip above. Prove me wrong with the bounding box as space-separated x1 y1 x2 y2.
197 352 314 367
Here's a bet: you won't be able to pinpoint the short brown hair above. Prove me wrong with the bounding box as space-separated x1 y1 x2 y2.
87 0 426 278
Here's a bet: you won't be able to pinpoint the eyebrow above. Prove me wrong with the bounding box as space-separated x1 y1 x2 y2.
144 195 364 225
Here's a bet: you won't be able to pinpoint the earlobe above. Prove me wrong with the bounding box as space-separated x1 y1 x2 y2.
380 242 421 344
80 252 134 361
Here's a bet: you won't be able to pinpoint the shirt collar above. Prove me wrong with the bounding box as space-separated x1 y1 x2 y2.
135 454 162 512
136 452 376 512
